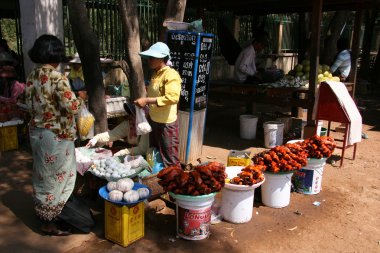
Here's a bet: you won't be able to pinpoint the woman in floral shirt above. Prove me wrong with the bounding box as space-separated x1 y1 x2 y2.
25 35 82 235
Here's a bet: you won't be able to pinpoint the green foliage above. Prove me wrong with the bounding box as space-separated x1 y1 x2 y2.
0 19 18 52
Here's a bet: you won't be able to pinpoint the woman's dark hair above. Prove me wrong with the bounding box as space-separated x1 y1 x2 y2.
28 34 68 64
163 56 169 64
337 37 350 52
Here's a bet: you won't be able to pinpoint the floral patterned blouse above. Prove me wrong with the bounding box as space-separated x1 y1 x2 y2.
25 64 82 140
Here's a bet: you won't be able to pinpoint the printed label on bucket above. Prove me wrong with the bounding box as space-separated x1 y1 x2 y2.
177 206 211 240
293 169 322 194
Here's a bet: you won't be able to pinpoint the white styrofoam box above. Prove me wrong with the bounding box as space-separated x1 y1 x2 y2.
0 119 24 127
163 21 190 30
106 97 127 113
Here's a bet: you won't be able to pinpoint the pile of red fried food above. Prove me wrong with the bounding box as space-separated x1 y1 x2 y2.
252 144 308 173
228 135 337 185
252 135 336 173
229 165 266 186
302 135 336 159
157 162 227 196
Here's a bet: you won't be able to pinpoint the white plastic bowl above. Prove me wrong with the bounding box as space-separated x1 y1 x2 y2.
224 166 265 191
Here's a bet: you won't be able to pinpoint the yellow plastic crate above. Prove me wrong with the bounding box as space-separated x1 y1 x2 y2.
105 201 144 247
0 125 18 152
227 150 251 167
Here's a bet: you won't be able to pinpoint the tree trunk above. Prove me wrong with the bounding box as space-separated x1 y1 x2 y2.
159 0 187 42
359 8 378 78
67 0 107 134
118 0 146 100
321 11 351 65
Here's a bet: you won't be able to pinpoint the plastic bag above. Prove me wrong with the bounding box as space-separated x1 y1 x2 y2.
124 155 144 168
76 104 95 140
135 107 151 135
189 19 203 32
146 147 164 174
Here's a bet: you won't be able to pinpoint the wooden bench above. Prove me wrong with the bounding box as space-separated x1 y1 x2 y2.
209 79 310 115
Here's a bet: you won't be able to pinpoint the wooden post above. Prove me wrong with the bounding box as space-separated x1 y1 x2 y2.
278 21 283 54
233 16 240 41
349 8 364 99
307 0 323 121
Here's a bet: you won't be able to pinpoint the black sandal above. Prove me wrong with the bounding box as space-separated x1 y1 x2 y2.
42 228 72 236
41 222 72 236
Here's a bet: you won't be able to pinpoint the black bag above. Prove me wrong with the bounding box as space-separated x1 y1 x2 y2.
58 195 95 233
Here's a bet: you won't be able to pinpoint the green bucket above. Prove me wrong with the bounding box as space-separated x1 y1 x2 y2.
320 127 327 136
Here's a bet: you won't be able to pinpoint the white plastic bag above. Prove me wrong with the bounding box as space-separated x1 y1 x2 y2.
76 104 95 140
135 107 151 135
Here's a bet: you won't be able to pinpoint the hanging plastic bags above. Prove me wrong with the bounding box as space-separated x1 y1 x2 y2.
135 107 151 135
76 104 95 140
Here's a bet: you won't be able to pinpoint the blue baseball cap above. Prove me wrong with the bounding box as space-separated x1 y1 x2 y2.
139 42 171 59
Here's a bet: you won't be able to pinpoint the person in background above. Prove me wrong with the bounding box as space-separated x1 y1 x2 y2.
134 42 181 167
68 53 85 92
234 34 268 84
330 37 368 139
0 51 19 100
103 62 130 97
68 52 114 96
86 103 149 156
25 34 82 236
330 37 351 82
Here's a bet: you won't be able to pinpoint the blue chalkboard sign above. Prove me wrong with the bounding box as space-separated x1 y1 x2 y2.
166 31 214 111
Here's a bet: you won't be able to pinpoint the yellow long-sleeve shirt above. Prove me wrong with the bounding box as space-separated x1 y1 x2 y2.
147 66 181 123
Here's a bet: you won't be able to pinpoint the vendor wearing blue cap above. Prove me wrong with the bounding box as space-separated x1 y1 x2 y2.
134 42 181 167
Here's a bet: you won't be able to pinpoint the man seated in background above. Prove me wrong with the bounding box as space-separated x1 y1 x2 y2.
234 34 268 84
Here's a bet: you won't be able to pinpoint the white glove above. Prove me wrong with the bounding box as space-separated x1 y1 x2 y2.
86 137 98 148
113 148 130 157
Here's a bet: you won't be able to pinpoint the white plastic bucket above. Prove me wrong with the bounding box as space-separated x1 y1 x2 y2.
239 115 258 140
261 171 293 208
293 158 326 194
263 121 284 148
316 120 324 136
169 192 216 240
220 166 265 223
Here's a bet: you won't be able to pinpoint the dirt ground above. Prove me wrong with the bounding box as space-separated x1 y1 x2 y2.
1 91 379 253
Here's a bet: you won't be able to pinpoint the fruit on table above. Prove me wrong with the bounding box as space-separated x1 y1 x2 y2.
288 62 340 84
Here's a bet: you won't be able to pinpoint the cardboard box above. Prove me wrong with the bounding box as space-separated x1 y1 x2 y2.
0 125 18 151
303 121 318 139
105 201 144 247
227 150 251 166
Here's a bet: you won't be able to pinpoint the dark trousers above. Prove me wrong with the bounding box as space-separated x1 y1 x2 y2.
149 119 179 167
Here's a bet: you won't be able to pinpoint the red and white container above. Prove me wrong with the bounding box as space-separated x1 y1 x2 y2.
169 192 216 240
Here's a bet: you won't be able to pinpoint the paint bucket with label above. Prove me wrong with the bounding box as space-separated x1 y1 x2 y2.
169 192 216 240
